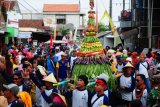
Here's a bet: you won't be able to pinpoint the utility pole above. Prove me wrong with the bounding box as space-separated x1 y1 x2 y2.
109 0 112 19
123 0 125 11
109 0 112 30
148 0 151 48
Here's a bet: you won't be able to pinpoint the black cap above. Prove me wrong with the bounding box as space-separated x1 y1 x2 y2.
78 75 88 86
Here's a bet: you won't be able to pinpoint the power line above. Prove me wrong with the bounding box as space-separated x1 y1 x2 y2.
17 0 32 13
22 0 41 13
101 0 108 11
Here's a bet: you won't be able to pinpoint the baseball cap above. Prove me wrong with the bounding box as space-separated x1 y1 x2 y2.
96 73 109 83
3 83 19 95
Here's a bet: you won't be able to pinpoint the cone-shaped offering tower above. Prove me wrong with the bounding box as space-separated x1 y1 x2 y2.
72 0 116 90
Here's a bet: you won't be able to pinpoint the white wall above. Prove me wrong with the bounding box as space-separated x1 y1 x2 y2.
66 15 80 27
43 14 56 26
105 37 114 48
22 13 43 19
43 14 80 27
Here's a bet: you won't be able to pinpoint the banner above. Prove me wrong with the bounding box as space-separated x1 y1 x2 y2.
100 10 122 47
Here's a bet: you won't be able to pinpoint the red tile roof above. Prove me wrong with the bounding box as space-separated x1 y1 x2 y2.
19 20 45 29
43 4 79 12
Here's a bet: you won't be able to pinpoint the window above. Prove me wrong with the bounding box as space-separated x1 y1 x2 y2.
56 15 66 24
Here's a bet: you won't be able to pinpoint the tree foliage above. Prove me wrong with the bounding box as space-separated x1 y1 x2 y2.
60 26 70 36
98 22 109 33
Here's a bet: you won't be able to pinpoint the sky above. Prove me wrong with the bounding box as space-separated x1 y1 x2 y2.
17 0 131 27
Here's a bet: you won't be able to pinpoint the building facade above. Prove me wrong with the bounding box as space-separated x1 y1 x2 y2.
119 0 160 49
43 4 85 33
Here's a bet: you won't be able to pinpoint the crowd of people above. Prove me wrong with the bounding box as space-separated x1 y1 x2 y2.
0 42 160 107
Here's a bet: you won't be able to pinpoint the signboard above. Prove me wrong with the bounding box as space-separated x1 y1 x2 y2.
6 27 14 37
6 11 21 37
7 11 22 28
18 32 32 38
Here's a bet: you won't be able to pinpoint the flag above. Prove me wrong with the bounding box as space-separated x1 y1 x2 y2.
100 10 108 22
100 10 122 47
50 35 53 49
113 31 122 47
100 10 114 29
53 25 56 40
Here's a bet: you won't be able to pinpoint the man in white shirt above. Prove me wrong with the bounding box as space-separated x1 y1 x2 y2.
133 74 148 106
119 62 135 107
69 50 77 71
135 53 151 92
55 46 64 61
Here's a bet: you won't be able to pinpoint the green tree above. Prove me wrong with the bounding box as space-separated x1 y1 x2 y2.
60 26 70 36
98 22 109 33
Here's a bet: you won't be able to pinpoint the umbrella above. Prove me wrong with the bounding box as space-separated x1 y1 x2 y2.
45 40 67 44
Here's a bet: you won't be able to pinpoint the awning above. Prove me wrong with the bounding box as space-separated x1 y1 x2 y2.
120 28 138 40
45 40 67 44
17 32 32 38
19 27 37 32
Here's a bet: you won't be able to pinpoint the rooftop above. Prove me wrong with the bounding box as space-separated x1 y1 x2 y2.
43 4 79 12
19 20 45 29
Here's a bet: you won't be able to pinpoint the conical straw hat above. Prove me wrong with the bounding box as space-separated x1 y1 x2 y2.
51 92 67 107
38 65 47 75
42 73 57 83
100 105 108 107
123 62 135 69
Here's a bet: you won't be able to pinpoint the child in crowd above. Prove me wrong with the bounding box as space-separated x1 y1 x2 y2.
91 74 110 107
65 75 92 107
96 73 111 99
